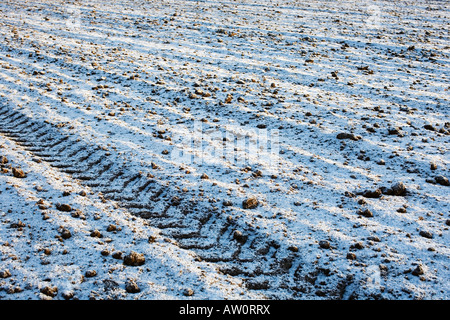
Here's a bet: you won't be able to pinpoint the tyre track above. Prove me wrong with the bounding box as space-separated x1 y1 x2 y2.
0 103 309 296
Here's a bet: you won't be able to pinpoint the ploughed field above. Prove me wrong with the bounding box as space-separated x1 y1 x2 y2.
0 0 449 300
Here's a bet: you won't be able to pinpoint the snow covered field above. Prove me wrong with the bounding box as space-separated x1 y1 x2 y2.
0 0 449 300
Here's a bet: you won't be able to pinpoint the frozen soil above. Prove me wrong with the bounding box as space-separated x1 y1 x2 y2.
0 0 449 300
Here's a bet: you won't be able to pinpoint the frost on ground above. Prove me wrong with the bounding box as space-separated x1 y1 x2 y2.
0 0 449 300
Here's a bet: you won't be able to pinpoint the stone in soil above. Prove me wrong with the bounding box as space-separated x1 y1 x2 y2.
10 220 26 228
319 240 330 249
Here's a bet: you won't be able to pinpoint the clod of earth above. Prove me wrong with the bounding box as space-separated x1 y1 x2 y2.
224 94 233 103
56 203 72 212
242 197 259 209
171 196 181 206
222 200 233 206
62 291 74 300
359 182 407 198
85 270 97 278
361 188 382 198
412 264 425 276
57 226 72 239
183 288 194 296
123 251 145 266
90 230 103 238
0 269 12 278
40 286 58 297
112 251 123 260
12 167 26 178
434 176 449 186
125 279 141 293
350 242 364 250
419 230 433 239
358 208 373 218
385 182 407 196
346 252 356 260
232 230 247 244
336 132 361 141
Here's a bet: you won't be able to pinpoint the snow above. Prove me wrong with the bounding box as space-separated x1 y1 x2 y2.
0 0 449 300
